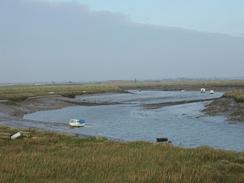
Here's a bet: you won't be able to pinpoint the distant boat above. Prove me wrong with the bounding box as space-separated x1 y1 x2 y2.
200 88 206 93
69 119 86 127
209 90 215 94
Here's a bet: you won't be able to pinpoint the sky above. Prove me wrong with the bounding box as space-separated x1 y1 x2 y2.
0 0 244 83
50 0 244 36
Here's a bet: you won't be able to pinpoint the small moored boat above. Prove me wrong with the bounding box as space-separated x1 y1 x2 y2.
200 88 206 93
69 119 86 127
209 90 215 94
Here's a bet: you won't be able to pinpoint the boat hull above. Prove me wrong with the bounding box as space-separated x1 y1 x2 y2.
69 122 85 127
69 119 86 127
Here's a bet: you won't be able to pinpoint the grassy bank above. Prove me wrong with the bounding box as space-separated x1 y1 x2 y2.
110 79 244 91
224 91 244 102
203 90 244 121
0 84 122 102
1 80 244 102
0 126 244 183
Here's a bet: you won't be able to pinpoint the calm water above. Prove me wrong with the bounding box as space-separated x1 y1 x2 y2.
23 91 244 151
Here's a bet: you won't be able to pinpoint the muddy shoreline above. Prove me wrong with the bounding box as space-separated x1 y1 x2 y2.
203 97 244 122
143 98 217 109
0 91 243 128
0 95 121 119
0 94 127 137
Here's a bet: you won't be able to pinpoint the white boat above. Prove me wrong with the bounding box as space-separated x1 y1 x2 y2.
209 90 215 94
200 88 206 93
69 119 86 127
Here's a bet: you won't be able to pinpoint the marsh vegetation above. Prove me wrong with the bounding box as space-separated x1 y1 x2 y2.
0 126 244 183
1 80 244 102
1 81 244 182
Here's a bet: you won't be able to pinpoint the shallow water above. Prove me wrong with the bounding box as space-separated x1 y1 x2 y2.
23 91 244 151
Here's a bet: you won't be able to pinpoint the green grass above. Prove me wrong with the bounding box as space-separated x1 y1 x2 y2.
1 80 244 102
111 79 244 91
224 91 244 102
0 84 122 101
0 126 244 183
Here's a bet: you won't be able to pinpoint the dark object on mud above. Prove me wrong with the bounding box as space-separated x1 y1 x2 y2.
156 137 168 142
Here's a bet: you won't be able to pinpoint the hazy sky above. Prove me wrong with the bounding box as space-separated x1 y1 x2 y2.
0 0 244 83
50 0 244 36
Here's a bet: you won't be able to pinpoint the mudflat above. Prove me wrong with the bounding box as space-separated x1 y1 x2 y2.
0 81 244 125
204 97 244 121
0 95 122 119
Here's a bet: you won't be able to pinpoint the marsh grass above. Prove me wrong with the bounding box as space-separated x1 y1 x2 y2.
1 80 244 102
113 79 244 91
224 91 244 102
0 80 244 102
0 126 243 183
0 84 122 101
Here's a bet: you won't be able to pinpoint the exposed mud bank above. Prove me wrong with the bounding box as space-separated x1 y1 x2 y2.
1 92 244 124
0 95 120 119
143 98 216 109
203 97 244 122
